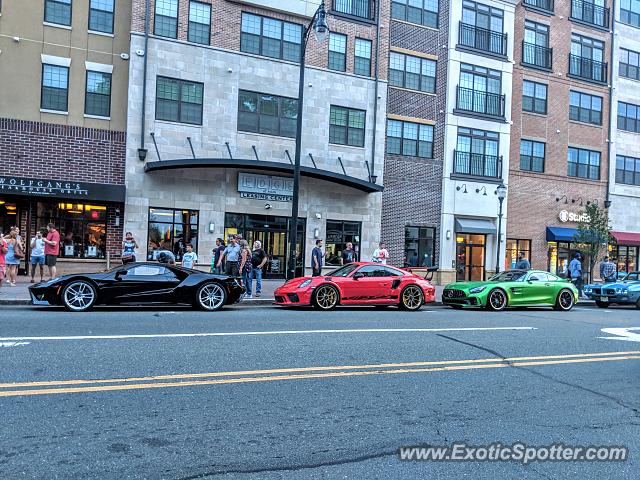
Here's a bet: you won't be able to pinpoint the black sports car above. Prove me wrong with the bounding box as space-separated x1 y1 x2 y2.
29 262 245 312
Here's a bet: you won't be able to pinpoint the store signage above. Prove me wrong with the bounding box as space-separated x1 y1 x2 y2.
0 175 125 202
558 210 590 223
237 172 293 202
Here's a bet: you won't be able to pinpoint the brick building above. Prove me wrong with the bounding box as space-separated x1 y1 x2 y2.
0 0 130 274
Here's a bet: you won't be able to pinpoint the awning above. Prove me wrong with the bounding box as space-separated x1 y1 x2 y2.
455 218 496 234
611 230 640 246
546 226 579 242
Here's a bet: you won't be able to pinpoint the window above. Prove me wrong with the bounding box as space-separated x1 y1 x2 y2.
618 101 640 133
386 119 434 158
457 63 503 117
326 221 361 266
621 0 640 27
454 127 501 178
240 13 302 62
620 48 640 81
329 106 366 147
188 1 211 45
523 0 553 12
148 207 199 261
333 0 375 20
154 0 178 38
37 202 107 259
571 0 609 28
391 0 438 28
155 77 204 125
238 90 298 138
569 91 602 125
522 80 547 114
520 139 545 172
568 147 600 179
89 0 114 34
404 226 435 267
41 64 69 112
328 33 347 72
570 33 606 83
522 20 551 69
357 265 404 277
354 38 372 76
389 52 436 93
124 265 171 277
85 71 111 117
45 0 71 26
459 0 506 56
615 155 640 186
505 239 531 271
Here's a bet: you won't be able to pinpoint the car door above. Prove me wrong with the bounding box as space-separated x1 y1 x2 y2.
520 272 556 304
107 265 181 304
343 265 394 304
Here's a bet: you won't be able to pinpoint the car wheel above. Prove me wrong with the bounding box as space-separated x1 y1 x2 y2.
61 280 97 312
399 285 424 311
312 284 339 310
196 282 227 311
486 288 508 311
554 289 575 311
595 300 610 309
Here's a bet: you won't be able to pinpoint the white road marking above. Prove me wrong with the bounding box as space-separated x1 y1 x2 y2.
0 342 31 348
0 327 537 342
599 327 640 343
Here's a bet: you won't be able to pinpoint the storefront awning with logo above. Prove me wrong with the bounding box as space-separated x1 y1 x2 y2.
611 231 640 246
546 227 579 242
0 175 126 202
455 218 496 234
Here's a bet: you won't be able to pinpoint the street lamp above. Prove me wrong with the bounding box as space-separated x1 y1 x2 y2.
288 0 329 280
495 182 507 274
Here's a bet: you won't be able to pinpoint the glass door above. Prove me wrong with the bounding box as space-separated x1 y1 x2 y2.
456 234 486 281
244 229 287 279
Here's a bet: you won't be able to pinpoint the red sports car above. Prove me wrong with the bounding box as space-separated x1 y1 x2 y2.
274 262 436 310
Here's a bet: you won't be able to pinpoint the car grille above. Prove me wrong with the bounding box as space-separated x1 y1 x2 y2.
592 288 601 295
443 289 466 299
605 289 616 295
286 293 300 303
275 295 286 303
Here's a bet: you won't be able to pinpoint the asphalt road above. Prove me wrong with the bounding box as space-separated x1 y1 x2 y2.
1 303 639 479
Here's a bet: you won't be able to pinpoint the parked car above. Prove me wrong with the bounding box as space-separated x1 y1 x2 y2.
442 269 578 311
274 262 436 311
29 262 244 312
584 271 640 308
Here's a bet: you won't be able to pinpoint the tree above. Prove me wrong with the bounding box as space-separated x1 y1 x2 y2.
573 203 612 280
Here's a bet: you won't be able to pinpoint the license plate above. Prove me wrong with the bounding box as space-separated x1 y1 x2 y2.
599 296 608 302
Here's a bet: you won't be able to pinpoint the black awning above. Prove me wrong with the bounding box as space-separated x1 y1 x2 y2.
0 175 125 202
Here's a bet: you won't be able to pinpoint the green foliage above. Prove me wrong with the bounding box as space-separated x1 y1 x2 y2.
574 203 612 278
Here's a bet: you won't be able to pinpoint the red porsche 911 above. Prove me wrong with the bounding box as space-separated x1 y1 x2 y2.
273 262 436 311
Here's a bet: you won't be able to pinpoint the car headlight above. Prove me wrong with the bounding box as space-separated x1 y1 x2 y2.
298 279 312 289
584 286 592 293
469 286 486 294
616 287 628 294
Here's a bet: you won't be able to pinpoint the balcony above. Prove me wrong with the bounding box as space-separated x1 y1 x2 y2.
568 54 608 84
453 151 503 179
332 0 375 21
454 86 506 120
457 22 508 58
570 0 610 29
523 0 554 13
521 41 553 70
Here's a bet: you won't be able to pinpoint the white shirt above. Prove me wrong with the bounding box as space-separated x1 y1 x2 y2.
31 237 45 257
182 251 198 269
372 248 389 265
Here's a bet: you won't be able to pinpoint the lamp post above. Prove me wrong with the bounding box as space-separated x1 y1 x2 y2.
495 182 507 274
288 0 329 280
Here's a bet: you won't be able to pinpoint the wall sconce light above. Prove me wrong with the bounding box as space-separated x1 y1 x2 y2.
315 212 322 219
476 186 488 196
446 230 451 240
314 228 320 239
115 208 120 227
456 183 468 193
137 148 148 161
208 222 215 233
555 195 568 204
572 196 584 206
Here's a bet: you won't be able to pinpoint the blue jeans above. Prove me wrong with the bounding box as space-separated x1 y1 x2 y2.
246 268 263 295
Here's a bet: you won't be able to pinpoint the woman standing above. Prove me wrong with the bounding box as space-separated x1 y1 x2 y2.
4 228 22 287
122 232 139 264
238 239 253 298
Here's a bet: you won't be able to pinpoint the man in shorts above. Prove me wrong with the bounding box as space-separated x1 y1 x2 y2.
43 223 60 280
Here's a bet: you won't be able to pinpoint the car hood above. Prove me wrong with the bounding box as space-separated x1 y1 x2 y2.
444 281 491 290
591 281 638 289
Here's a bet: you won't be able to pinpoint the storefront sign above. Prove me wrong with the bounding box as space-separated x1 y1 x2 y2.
0 176 126 202
558 210 590 223
238 172 293 202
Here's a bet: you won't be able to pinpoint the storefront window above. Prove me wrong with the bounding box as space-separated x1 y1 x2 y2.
611 245 638 275
505 238 531 270
37 202 107 259
456 234 485 281
405 226 436 267
326 221 361 266
148 207 199 261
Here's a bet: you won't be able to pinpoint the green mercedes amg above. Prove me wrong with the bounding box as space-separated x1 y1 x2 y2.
442 270 579 311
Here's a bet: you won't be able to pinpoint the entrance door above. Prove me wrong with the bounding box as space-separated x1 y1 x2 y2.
244 229 287 279
456 234 486 281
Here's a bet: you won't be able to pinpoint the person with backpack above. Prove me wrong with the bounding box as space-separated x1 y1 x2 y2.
238 239 253 298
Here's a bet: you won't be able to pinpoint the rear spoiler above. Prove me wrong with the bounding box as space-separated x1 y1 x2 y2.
403 266 439 281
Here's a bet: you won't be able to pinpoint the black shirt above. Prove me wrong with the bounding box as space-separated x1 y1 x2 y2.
341 249 356 264
251 249 266 268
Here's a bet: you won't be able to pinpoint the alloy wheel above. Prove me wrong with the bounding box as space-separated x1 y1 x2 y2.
487 289 507 311
62 281 96 312
557 289 574 311
314 285 338 310
400 285 423 311
198 283 226 311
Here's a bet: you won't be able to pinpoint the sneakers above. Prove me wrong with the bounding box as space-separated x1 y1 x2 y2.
246 294 253 299
256 293 261 297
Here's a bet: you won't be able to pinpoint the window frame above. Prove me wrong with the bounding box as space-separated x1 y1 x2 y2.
522 79 547 114
505 238 532 270
240 12 303 63
329 105 367 147
88 0 114 34
147 207 200 262
620 0 640 27
569 90 603 125
568 146 601 180
84 70 112 118
155 76 204 126
328 32 347 72
390 0 439 29
188 0 211 45
618 101 640 133
237 90 299 139
41 63 69 112
615 154 640 186
44 0 72 26
389 51 437 93
154 0 179 39
354 38 372 77
620 48 640 81
386 119 434 158
404 226 436 267
325 220 362 266
519 139 545 173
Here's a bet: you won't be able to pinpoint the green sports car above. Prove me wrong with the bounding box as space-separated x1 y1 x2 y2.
442 270 579 311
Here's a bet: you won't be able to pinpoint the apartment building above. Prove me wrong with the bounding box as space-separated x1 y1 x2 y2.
0 0 130 274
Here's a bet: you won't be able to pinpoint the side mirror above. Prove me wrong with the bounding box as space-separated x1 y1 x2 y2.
115 269 127 279
353 272 364 280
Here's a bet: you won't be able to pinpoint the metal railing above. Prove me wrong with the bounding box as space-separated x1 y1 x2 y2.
333 0 375 20
453 150 503 178
571 0 610 28
455 86 506 118
523 0 554 12
522 41 553 70
569 54 608 83
458 22 507 57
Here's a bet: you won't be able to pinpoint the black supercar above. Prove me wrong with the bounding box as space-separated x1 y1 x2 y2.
29 262 245 312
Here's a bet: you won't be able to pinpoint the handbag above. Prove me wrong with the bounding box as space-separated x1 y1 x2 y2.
13 240 24 259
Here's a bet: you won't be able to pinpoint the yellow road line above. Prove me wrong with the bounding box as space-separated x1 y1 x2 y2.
1 354 639 398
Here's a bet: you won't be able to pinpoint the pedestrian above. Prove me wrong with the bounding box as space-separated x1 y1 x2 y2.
568 253 584 297
218 234 241 276
30 230 46 283
4 228 22 287
372 242 389 265
599 256 617 282
211 237 225 274
42 223 60 280
311 239 324 276
515 251 531 270
122 232 139 264
341 242 356 265
238 239 253 296
0 230 7 293
156 242 176 265
182 243 198 269
247 240 267 297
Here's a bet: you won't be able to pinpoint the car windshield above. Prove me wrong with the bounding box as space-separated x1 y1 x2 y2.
489 271 527 282
326 264 359 277
622 272 639 281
